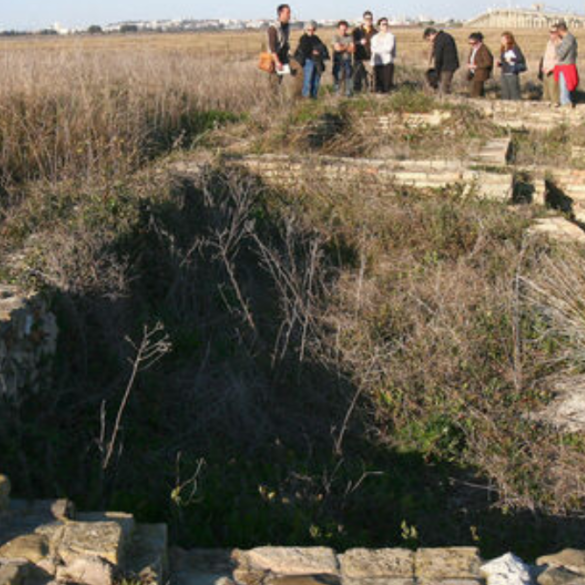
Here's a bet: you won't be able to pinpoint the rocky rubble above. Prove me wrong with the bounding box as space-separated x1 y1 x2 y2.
0 285 58 400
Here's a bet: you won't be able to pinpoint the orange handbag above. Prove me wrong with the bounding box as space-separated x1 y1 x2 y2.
258 52 275 73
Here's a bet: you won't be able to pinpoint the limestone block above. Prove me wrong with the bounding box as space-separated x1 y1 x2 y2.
0 476 10 511
0 562 29 585
415 548 482 581
56 555 115 585
239 547 339 577
58 522 124 566
0 535 49 563
528 217 585 245
538 567 585 585
538 550 585 576
76 512 135 543
339 549 414 579
481 553 531 585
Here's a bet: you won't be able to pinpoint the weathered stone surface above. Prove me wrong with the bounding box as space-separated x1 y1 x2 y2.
481 553 531 585
77 512 135 543
126 524 168 585
0 287 58 400
0 477 10 511
241 547 339 576
528 217 585 245
538 567 585 585
339 549 414 579
0 562 29 585
0 534 49 563
267 575 341 585
58 522 124 566
342 579 414 585
56 555 115 585
538 551 585 576
415 548 482 580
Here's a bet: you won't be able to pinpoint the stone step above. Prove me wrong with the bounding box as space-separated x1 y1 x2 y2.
528 216 585 244
125 524 168 585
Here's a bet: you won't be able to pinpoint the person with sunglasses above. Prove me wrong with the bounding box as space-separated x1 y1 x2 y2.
352 11 377 92
467 32 494 98
370 18 396 93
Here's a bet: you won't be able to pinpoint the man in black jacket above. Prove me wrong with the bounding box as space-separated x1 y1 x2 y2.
424 28 460 94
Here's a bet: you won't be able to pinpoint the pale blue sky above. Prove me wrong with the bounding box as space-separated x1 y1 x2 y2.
3 1 585 30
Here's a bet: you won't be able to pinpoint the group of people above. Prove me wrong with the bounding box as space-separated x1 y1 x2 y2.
266 4 580 106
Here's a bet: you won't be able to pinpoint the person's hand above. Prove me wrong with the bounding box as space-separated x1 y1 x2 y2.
312 49 320 55
276 60 284 71
361 39 367 45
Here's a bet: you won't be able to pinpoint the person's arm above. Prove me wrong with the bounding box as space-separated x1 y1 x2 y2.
388 34 396 60
268 27 283 70
557 36 570 62
434 36 444 72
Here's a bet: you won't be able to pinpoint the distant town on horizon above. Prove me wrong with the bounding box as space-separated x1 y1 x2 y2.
3 3 585 36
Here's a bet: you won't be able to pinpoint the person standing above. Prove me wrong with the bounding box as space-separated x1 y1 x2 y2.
352 11 377 92
497 32 526 101
370 18 396 93
267 4 292 92
541 26 560 106
467 32 494 98
295 21 329 99
554 22 579 107
332 21 355 97
423 27 459 95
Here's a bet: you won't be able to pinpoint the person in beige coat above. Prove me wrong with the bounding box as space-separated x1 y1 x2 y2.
541 26 561 105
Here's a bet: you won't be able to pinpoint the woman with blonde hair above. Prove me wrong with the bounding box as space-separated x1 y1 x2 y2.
497 31 526 100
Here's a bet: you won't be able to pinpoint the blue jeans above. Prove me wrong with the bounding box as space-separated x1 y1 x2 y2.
333 59 353 96
302 59 321 99
559 71 573 106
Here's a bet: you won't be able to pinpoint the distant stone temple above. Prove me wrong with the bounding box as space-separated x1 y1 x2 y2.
466 5 585 29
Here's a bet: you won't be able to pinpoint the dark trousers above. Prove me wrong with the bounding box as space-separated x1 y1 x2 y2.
439 71 455 94
353 60 371 92
374 63 395 93
501 74 521 100
470 78 485 98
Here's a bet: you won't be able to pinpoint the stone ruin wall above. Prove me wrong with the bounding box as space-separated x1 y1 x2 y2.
0 284 58 401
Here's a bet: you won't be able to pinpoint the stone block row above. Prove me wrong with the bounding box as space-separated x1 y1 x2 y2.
217 155 514 203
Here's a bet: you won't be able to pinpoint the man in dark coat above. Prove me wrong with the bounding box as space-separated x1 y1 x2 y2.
423 27 460 94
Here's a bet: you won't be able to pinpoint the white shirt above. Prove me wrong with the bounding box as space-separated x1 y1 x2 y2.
370 32 396 66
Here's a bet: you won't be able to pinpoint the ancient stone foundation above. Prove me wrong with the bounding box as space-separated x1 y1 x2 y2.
0 285 58 400
2 475 585 585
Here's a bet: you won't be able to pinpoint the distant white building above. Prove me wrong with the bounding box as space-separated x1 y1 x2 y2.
467 6 585 29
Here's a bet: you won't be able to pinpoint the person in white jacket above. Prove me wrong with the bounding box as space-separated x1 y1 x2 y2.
370 18 396 93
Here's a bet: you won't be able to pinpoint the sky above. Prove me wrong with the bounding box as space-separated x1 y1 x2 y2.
2 1 585 30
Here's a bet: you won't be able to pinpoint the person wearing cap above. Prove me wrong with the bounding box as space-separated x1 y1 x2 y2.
295 21 329 99
370 18 396 93
423 27 459 95
352 11 377 92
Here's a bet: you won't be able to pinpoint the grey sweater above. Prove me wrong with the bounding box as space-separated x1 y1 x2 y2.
557 33 578 65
